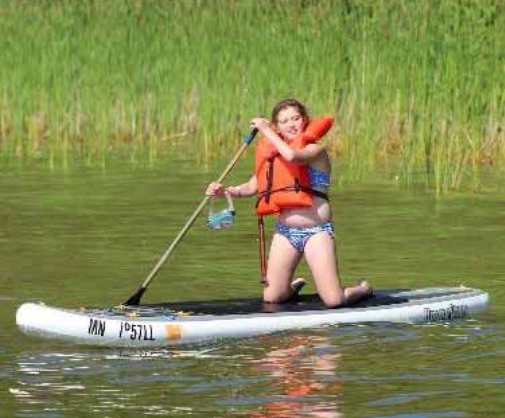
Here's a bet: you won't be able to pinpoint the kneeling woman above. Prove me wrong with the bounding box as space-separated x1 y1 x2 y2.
206 99 371 308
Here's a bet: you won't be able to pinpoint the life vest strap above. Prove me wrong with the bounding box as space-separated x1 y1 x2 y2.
256 186 328 209
265 157 275 204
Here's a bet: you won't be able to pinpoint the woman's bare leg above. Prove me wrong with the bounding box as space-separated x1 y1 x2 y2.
263 233 303 303
304 232 371 307
303 232 345 307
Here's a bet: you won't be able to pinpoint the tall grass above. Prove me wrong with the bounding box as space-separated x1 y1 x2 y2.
0 0 503 190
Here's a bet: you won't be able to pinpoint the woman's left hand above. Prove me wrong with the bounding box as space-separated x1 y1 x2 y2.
206 182 225 197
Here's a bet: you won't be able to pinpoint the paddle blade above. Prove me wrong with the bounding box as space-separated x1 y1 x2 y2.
123 286 147 306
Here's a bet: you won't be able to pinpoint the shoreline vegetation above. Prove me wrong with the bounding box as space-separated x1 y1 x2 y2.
0 0 503 193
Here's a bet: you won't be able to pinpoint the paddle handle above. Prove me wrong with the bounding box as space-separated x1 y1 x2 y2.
139 129 258 291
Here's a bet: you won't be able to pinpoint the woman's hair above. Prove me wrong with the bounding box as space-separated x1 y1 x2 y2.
271 99 310 126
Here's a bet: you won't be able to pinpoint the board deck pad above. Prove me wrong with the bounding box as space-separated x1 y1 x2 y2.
77 288 476 319
140 290 410 317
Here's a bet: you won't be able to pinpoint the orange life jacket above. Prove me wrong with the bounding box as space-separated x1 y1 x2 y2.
255 117 334 216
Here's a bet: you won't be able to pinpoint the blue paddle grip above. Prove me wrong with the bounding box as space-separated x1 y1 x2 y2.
244 128 259 145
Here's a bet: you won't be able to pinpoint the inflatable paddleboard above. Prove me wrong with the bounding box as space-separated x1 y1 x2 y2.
16 287 489 347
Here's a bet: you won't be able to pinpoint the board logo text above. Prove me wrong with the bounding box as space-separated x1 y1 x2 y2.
424 304 468 322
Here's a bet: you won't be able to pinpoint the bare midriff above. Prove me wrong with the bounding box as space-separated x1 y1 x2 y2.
279 196 332 228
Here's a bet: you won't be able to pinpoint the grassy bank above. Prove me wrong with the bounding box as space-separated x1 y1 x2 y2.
0 0 503 191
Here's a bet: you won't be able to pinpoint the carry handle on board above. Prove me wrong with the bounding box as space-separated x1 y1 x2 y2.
123 128 259 306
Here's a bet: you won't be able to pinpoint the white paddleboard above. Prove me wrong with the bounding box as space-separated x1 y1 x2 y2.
16 287 489 347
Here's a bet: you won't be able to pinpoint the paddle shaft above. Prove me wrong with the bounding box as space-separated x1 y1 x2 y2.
258 216 267 281
124 129 258 305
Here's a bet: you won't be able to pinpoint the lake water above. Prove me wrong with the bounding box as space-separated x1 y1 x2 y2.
1 160 504 417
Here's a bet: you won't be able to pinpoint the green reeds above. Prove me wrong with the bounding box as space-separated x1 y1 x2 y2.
0 0 503 190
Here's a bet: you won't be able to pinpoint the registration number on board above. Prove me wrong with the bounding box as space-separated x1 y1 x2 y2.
119 322 156 341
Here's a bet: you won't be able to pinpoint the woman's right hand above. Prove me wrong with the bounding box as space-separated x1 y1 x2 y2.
250 117 272 135
206 182 225 197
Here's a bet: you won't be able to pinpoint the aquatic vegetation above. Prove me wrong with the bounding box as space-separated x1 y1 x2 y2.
0 0 503 191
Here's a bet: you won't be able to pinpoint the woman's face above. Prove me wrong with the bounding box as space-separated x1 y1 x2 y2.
275 106 306 141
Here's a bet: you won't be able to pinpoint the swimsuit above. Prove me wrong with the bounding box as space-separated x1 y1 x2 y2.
276 166 333 253
307 166 330 191
276 221 335 253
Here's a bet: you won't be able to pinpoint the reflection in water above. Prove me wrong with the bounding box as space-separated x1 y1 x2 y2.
9 337 345 417
7 320 504 417
248 334 344 418
10 349 220 417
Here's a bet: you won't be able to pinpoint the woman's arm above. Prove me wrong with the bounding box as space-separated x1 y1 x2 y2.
206 175 258 198
227 175 258 197
251 118 324 163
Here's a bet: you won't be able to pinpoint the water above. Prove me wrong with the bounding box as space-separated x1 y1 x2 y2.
1 160 504 417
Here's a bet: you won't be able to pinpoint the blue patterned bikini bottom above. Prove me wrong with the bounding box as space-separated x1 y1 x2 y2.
276 221 335 253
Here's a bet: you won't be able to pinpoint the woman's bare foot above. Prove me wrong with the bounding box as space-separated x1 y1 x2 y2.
290 277 306 298
358 280 373 297
344 279 373 304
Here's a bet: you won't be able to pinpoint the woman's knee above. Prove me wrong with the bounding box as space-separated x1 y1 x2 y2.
321 293 345 308
263 285 290 304
263 295 284 304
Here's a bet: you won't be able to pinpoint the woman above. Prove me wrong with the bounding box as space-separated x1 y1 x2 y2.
206 99 371 307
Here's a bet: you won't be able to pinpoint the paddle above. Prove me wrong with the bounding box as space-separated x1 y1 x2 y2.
123 128 259 306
